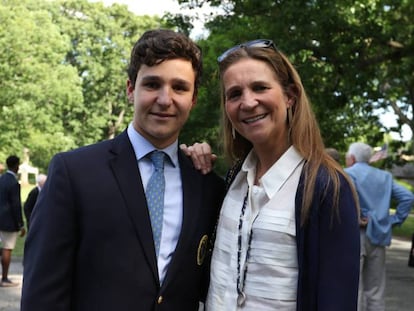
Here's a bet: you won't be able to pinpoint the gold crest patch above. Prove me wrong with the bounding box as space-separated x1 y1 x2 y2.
197 235 209 266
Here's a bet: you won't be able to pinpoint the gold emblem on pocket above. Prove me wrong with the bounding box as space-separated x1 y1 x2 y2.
197 235 209 266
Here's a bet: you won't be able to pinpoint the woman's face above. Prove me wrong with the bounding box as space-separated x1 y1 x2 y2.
222 58 291 149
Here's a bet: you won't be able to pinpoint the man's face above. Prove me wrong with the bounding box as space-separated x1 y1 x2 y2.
127 59 196 149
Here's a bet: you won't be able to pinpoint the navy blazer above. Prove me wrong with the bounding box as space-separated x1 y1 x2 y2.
0 171 23 232
21 131 225 311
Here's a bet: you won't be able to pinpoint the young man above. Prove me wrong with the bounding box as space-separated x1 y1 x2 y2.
21 29 225 310
0 155 26 287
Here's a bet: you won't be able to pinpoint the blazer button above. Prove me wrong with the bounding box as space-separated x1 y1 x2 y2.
157 295 163 304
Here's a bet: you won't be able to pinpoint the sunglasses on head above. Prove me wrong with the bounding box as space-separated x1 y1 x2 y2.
217 39 276 63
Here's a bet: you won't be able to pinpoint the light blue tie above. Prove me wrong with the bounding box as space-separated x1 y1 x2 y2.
146 151 166 258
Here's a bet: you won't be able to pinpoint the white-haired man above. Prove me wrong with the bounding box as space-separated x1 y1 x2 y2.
345 142 414 311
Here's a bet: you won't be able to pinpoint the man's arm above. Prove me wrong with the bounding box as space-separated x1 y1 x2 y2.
390 181 414 226
9 180 24 233
21 154 76 310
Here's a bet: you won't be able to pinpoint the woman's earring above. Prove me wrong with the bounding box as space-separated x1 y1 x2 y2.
232 127 236 139
287 107 293 126
287 107 293 145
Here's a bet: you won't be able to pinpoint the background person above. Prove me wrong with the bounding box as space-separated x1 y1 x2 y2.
23 173 47 230
21 29 225 311
0 155 26 287
201 39 361 310
325 147 341 164
345 142 414 311
409 232 414 267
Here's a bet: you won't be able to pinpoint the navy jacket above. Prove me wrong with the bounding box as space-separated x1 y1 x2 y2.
21 131 225 311
0 171 23 232
23 186 39 230
295 167 360 311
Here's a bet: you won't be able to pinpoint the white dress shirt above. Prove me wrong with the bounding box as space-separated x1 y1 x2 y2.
206 146 304 310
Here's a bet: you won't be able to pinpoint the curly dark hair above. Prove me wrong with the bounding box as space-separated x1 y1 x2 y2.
6 155 20 170
127 29 203 97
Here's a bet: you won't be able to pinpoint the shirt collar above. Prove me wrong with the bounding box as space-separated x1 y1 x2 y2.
127 123 178 167
242 146 304 199
6 170 18 179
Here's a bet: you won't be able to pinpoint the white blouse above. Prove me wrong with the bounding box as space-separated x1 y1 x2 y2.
206 146 305 311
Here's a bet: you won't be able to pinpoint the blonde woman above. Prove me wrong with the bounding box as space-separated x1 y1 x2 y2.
185 39 360 311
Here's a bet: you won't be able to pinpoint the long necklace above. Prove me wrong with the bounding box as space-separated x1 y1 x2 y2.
237 186 253 307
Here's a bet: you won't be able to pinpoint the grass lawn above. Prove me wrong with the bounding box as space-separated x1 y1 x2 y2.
393 213 414 240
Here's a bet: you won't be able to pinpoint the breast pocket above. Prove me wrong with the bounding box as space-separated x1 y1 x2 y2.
255 209 295 236
250 208 297 267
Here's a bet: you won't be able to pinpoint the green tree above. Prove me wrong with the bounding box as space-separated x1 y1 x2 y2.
0 0 81 168
175 0 414 155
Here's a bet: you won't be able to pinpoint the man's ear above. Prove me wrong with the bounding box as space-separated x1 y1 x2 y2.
126 80 134 103
346 154 357 167
351 155 357 164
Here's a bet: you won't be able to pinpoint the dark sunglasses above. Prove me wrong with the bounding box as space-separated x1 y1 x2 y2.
217 39 276 63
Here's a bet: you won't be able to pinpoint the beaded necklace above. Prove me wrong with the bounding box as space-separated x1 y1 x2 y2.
236 186 253 307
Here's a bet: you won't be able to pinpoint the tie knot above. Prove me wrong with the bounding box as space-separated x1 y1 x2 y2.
150 151 165 170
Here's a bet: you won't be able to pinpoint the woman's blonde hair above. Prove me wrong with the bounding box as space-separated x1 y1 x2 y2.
218 46 358 224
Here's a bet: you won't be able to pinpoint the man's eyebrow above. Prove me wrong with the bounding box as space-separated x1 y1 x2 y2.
141 75 161 82
171 78 192 85
140 75 193 88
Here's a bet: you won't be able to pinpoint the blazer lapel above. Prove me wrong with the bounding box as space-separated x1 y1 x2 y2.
161 150 203 287
108 131 159 282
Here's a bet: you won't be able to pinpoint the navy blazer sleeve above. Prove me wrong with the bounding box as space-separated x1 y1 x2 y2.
22 153 77 309
296 169 360 311
10 177 24 229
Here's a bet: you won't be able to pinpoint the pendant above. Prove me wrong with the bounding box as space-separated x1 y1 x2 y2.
237 292 246 307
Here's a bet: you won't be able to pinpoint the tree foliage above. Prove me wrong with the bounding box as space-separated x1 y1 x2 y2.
0 0 81 168
1 0 413 173
175 0 414 156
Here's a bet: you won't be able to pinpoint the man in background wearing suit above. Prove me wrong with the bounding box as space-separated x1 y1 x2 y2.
21 29 225 310
23 173 47 230
0 155 26 287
